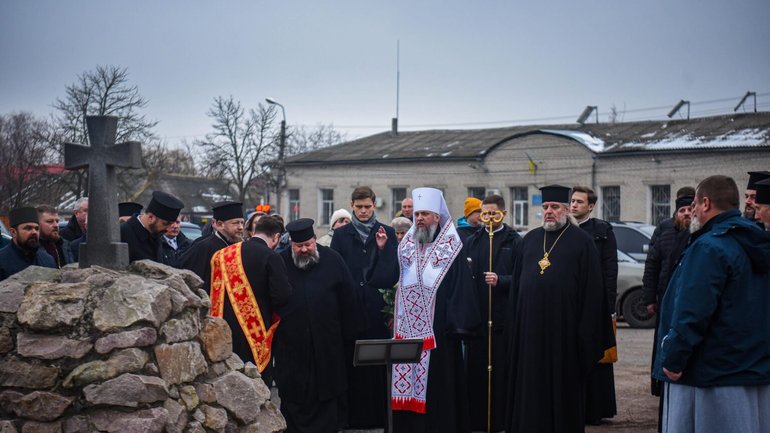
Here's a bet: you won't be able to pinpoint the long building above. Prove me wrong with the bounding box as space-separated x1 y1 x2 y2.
282 112 770 232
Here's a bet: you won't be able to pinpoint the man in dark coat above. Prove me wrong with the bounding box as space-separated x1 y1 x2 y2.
273 218 363 433
36 205 74 268
210 216 292 388
505 185 613 433
59 197 88 241
571 186 619 424
159 217 192 268
391 187 481 433
643 187 694 429
653 175 770 433
330 186 399 429
120 191 184 263
179 201 244 291
0 206 56 281
462 194 521 432
743 171 770 222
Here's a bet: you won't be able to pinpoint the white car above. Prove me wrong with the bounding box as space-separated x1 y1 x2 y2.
615 249 654 328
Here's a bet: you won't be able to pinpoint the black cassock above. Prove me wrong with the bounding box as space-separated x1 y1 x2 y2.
274 246 364 433
463 225 521 432
120 216 161 262
393 251 481 433
505 224 613 433
178 232 231 291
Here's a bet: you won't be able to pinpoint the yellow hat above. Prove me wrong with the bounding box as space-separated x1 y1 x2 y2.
463 197 482 217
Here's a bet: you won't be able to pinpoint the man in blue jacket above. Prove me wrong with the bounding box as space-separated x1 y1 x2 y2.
0 206 56 281
653 175 770 433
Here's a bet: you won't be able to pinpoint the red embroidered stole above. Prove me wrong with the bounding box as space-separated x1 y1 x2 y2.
210 242 279 372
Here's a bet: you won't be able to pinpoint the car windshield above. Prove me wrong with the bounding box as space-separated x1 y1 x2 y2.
180 224 202 240
617 249 637 263
638 225 656 238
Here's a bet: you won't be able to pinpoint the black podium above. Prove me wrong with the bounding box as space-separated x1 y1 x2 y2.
354 338 424 433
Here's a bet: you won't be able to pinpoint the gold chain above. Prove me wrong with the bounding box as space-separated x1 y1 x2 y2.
538 224 570 275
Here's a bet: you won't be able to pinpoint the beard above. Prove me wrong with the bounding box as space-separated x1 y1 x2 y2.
292 249 320 270
543 213 576 232
18 235 40 252
689 215 702 234
743 207 756 220
675 216 691 231
415 223 438 245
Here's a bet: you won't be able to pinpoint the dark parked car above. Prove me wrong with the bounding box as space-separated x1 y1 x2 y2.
611 222 655 262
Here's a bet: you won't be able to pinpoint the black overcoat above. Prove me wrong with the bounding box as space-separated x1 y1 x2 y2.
463 224 521 431
0 242 56 281
120 216 162 262
273 245 363 404
330 220 399 428
178 232 231 291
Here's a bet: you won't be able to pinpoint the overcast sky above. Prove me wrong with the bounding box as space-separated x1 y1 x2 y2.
2 0 769 145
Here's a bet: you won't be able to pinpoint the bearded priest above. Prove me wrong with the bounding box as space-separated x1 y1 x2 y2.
504 184 614 433
391 187 481 433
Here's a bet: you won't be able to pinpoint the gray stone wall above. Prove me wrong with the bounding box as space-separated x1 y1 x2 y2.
0 262 285 433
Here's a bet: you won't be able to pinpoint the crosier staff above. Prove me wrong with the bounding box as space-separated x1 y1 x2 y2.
479 209 504 433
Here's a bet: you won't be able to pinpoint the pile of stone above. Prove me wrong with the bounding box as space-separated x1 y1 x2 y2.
0 260 286 433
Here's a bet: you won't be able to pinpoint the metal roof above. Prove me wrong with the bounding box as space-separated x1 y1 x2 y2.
285 112 770 166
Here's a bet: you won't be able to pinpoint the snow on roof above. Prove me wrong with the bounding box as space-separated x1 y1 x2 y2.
540 129 606 152
618 128 768 151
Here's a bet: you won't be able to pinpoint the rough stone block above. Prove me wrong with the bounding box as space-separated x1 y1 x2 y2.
0 280 26 313
0 421 17 433
179 385 199 411
9 266 60 284
0 327 13 354
89 407 168 433
63 347 148 388
163 274 204 314
242 362 260 379
0 360 58 389
194 383 217 404
224 353 244 372
185 421 205 433
94 327 157 354
200 405 227 433
154 341 208 385
199 316 232 363
160 310 200 344
61 416 88 433
59 268 100 284
83 373 168 407
4 391 74 422
20 421 61 433
240 401 286 433
92 275 172 332
212 372 263 424
164 399 188 433
16 333 92 360
17 283 90 330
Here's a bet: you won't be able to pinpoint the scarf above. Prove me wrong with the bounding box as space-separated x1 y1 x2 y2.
351 212 377 244
392 221 462 413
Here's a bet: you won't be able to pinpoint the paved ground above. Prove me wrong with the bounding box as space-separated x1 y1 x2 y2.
281 323 659 433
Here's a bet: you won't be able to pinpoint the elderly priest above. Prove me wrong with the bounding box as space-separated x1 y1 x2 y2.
504 185 614 433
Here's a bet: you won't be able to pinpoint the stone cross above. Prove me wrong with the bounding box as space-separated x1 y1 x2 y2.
64 116 142 270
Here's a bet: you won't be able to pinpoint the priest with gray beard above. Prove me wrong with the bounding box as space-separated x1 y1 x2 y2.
504 185 614 433
273 218 364 433
391 187 481 433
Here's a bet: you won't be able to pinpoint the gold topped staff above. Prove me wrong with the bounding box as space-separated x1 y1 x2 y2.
479 209 504 433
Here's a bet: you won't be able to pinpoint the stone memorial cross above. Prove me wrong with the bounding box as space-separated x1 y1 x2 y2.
64 116 142 270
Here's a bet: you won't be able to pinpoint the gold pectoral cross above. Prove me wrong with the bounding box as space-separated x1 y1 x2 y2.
538 253 551 275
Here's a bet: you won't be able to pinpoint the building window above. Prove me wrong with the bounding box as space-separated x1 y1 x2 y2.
602 186 621 222
288 189 300 222
320 189 334 226
650 185 671 226
467 187 486 200
392 187 407 217
510 186 528 228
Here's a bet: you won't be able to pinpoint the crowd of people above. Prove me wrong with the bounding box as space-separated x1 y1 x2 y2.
1 170 769 433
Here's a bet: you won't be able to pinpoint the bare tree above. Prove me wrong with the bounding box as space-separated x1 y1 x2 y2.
0 112 62 213
195 96 278 203
52 65 159 198
287 123 347 156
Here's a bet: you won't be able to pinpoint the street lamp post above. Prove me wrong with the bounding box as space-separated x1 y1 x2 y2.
265 97 287 215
